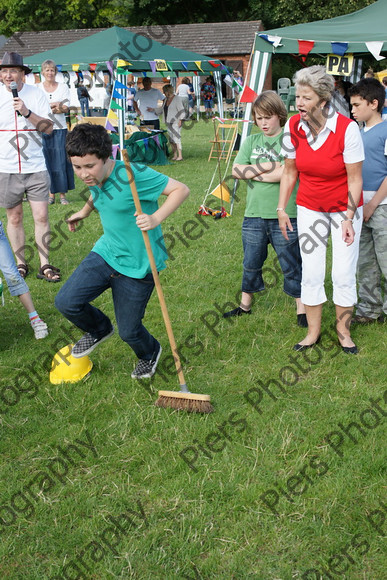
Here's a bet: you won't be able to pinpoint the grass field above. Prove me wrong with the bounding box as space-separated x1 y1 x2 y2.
0 118 385 580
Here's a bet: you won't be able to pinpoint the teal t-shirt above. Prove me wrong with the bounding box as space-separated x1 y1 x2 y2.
90 160 169 278
234 131 297 218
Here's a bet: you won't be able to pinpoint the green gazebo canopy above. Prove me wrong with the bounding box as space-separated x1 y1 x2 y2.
24 26 226 74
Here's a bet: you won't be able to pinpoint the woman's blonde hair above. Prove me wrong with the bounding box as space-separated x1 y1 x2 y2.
251 91 287 127
41 59 58 74
293 65 335 102
162 84 174 96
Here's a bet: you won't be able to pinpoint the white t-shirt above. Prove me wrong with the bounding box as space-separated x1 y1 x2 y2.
134 88 165 121
0 83 52 174
176 84 190 98
37 82 70 130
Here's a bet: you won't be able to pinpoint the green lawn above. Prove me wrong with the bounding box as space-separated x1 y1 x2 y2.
0 118 385 580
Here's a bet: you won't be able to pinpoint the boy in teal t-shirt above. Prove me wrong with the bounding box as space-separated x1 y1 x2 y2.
224 91 306 326
55 124 189 379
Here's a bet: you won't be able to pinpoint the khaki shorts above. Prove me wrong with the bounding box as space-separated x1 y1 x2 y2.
0 171 50 209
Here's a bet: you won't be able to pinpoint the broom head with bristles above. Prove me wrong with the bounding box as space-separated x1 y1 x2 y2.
155 390 214 414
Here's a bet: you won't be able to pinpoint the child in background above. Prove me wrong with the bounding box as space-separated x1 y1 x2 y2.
349 78 387 323
223 91 306 326
0 220 48 339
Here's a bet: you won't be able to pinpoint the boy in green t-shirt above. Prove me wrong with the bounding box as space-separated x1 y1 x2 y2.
223 91 306 326
55 124 189 379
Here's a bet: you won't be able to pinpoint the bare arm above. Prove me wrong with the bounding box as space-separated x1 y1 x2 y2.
13 97 54 135
135 178 190 231
232 161 283 182
277 158 299 240
363 175 387 222
342 161 363 245
66 196 95 232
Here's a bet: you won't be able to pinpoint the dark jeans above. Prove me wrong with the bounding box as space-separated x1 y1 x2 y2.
79 97 90 117
241 217 302 298
55 251 159 361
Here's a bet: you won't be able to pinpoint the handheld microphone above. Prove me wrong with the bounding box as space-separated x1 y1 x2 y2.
10 81 21 116
10 81 18 99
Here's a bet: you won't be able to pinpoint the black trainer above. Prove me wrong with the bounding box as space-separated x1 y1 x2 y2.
131 344 162 379
223 306 251 318
72 327 114 358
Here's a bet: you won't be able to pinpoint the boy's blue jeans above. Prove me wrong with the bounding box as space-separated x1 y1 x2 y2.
241 217 302 298
55 251 159 361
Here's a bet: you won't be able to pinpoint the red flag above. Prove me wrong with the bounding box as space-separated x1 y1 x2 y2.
240 85 258 103
298 40 314 62
89 63 97 72
209 60 220 68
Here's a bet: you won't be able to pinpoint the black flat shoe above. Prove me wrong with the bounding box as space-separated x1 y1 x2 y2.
297 313 308 328
293 336 321 351
341 344 358 355
223 307 251 318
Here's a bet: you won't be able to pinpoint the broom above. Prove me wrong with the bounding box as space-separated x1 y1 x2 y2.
121 150 213 413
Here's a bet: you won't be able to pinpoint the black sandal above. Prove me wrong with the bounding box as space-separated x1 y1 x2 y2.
36 264 61 283
17 263 29 279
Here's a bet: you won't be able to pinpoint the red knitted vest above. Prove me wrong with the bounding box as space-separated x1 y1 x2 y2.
289 113 362 212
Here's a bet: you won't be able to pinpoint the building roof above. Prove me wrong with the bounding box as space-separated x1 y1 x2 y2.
2 21 262 58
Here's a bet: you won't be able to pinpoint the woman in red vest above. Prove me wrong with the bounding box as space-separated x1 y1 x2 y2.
277 65 364 354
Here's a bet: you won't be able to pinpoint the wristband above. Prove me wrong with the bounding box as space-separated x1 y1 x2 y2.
341 218 353 223
23 109 32 118
276 207 285 212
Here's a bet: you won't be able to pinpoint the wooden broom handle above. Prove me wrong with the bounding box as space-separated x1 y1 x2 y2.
121 150 187 389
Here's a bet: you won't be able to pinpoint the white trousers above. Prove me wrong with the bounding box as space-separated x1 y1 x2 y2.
297 205 363 307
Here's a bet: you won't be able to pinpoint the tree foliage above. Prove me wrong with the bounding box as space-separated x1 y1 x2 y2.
0 0 378 36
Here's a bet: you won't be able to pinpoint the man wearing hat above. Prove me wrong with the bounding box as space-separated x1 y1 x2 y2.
0 51 61 282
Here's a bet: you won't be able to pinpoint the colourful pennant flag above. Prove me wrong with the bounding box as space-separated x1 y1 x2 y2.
107 110 118 121
89 63 97 72
57 64 62 72
259 34 283 48
105 120 117 132
110 101 124 110
117 59 132 67
232 78 243 93
114 80 128 90
209 60 220 68
166 61 174 71
181 62 188 71
240 85 258 103
298 40 314 61
72 64 80 72
210 182 230 203
113 89 125 99
106 61 114 76
366 41 385 61
331 42 348 56
153 135 160 148
149 61 157 73
112 144 119 160
195 61 203 72
117 68 130 75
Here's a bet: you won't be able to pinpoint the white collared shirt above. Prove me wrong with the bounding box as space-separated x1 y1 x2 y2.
281 107 364 164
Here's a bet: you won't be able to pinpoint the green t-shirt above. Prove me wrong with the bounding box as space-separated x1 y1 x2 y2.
90 160 169 278
234 131 297 218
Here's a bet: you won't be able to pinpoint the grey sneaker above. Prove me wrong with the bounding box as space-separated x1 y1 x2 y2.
72 327 114 358
32 319 48 339
131 344 162 379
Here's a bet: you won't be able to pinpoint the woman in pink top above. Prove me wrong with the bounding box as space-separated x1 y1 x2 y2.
277 65 364 354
